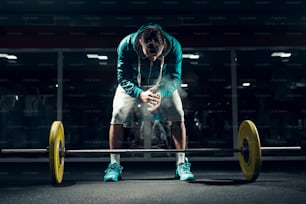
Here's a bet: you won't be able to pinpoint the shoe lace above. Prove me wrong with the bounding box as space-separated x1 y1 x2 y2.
180 162 191 173
105 163 121 173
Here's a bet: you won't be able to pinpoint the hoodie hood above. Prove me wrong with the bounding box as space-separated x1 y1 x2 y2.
132 23 172 57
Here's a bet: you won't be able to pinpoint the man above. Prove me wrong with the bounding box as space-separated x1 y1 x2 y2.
104 23 194 182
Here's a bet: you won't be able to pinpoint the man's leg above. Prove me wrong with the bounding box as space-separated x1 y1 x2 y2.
104 85 135 182
171 121 187 165
109 124 123 164
104 124 124 182
160 90 195 181
172 121 194 181
107 85 136 165
160 90 188 166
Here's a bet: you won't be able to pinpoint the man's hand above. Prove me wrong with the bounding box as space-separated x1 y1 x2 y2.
140 87 161 112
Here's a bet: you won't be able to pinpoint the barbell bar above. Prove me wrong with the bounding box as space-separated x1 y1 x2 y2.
0 120 303 185
1 146 301 154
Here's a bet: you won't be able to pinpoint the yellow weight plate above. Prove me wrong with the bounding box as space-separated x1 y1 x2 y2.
238 120 262 182
49 121 65 184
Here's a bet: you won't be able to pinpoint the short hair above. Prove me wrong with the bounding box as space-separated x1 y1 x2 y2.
141 26 165 54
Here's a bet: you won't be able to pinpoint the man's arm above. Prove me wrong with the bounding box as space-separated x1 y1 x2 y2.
117 36 143 98
157 37 183 98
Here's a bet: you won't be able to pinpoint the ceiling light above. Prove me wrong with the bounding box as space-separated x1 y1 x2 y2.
242 82 251 87
181 83 188 88
0 53 17 60
183 54 200 59
271 52 291 58
86 54 108 60
97 56 108 60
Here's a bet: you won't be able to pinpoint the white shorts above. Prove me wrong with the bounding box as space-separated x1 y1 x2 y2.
110 85 184 124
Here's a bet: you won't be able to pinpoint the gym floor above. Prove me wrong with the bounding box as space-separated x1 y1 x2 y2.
0 159 306 204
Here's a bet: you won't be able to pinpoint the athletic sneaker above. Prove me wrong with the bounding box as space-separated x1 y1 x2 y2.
175 158 195 181
104 162 123 182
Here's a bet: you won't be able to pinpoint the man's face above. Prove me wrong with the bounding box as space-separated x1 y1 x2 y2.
139 37 165 61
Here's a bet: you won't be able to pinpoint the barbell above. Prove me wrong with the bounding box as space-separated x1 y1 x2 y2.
0 120 302 185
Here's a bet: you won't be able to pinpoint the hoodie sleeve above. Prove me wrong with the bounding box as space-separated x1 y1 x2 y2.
117 35 143 98
157 37 182 98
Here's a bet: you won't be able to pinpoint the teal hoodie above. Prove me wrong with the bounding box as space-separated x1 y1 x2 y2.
117 23 182 98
